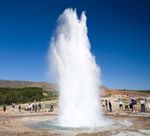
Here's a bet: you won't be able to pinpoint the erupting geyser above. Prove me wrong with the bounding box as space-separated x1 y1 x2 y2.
49 8 108 128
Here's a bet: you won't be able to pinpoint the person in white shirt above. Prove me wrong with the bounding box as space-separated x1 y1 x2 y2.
119 100 123 110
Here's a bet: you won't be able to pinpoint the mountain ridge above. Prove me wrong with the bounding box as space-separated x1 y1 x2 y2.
0 80 149 96
0 79 56 91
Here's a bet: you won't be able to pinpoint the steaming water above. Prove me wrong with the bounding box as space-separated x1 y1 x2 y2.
49 8 110 128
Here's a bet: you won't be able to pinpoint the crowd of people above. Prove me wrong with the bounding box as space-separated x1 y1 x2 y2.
25 100 44 112
25 100 54 113
2 100 54 113
102 96 150 113
118 97 150 113
102 99 112 112
2 96 150 115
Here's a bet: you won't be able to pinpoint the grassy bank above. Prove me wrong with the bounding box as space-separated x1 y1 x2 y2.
0 87 58 105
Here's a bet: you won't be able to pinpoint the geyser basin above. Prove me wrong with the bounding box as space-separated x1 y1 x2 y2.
29 118 117 132
28 116 133 134
49 8 112 128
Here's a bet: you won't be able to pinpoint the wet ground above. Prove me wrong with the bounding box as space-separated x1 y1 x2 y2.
0 112 150 136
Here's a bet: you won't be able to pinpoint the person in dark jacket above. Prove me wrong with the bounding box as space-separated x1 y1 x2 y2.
140 99 145 112
50 104 54 112
18 104 21 112
108 100 112 112
3 104 6 112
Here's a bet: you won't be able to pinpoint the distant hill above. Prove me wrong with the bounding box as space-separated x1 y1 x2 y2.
0 80 57 92
0 80 149 96
101 86 150 97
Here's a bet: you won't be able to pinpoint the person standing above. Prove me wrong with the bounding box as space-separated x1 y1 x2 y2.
124 101 129 111
102 100 105 111
35 103 37 112
140 99 145 112
132 99 138 113
50 103 54 112
18 104 21 112
38 102 42 112
12 103 16 111
34 100 37 112
105 99 108 111
119 100 123 110
3 104 6 112
129 99 133 112
108 100 112 112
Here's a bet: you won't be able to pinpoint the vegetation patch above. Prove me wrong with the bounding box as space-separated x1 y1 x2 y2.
0 87 58 105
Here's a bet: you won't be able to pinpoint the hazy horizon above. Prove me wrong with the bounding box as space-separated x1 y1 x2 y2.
0 78 150 90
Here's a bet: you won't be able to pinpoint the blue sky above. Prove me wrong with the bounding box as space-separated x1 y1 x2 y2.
0 0 150 89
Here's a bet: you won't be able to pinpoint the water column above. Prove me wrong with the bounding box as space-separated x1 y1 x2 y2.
49 8 106 128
